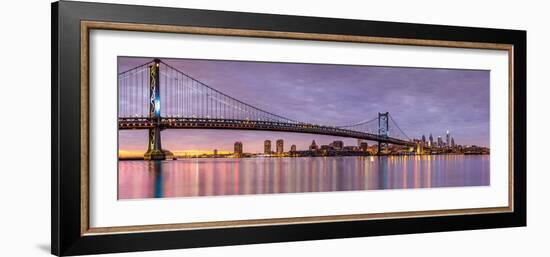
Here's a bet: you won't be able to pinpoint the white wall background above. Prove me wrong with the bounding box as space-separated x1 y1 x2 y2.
0 0 547 256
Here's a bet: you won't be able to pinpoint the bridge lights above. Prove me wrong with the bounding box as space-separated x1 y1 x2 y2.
154 101 160 116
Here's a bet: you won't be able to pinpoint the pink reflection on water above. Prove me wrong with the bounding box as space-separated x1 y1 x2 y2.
118 155 490 200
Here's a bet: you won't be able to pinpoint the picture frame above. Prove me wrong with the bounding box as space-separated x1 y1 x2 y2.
51 1 526 256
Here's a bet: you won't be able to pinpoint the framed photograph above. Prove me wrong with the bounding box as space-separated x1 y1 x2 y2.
52 1 526 256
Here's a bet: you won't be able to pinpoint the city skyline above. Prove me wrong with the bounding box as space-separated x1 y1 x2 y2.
120 128 469 157
118 57 490 154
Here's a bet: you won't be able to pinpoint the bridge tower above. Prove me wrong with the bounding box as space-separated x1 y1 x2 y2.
144 59 173 160
377 112 389 156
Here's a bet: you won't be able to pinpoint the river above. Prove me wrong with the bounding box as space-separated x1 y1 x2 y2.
118 155 489 199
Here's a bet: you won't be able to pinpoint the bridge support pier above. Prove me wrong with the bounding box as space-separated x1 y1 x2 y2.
144 59 174 160
144 126 173 160
377 142 388 156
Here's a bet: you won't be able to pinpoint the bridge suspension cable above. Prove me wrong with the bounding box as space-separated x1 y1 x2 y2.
335 117 378 128
334 117 379 134
118 62 153 118
158 60 301 124
388 114 410 141
118 60 155 77
117 58 413 144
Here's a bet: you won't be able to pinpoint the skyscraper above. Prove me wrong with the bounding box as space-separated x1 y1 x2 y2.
264 140 271 154
429 133 434 147
446 130 450 147
234 141 243 157
276 139 284 154
451 137 455 148
437 136 443 148
421 134 426 143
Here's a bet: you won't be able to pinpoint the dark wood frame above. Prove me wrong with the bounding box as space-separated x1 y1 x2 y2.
52 1 526 256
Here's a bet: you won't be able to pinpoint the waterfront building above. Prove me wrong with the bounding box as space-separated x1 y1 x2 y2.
451 137 455 148
213 149 218 157
290 144 297 152
429 133 434 147
276 139 284 154
343 146 357 151
446 130 451 147
415 142 424 154
309 140 319 151
437 136 443 148
359 142 369 152
331 140 344 150
320 145 333 150
264 140 272 154
234 141 243 157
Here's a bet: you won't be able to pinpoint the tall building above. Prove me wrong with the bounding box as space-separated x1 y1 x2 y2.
290 144 297 152
437 136 443 148
276 139 284 154
234 141 243 157
309 140 318 151
429 133 434 147
213 149 218 157
451 137 455 148
264 140 271 154
421 134 427 147
446 130 451 147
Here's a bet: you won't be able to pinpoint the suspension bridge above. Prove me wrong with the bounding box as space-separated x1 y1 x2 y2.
118 59 419 160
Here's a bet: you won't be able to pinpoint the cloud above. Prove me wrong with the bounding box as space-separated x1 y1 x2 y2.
118 57 490 151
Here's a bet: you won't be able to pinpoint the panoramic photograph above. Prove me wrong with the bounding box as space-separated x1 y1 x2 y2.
117 56 490 200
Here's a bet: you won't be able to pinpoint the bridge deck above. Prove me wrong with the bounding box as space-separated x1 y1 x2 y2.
118 117 415 146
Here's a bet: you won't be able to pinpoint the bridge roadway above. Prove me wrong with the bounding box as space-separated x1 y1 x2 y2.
118 117 415 146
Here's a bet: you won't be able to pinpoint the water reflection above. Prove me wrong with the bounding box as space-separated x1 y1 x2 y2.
118 155 490 199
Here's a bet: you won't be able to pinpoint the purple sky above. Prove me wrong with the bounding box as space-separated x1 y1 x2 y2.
118 56 490 153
